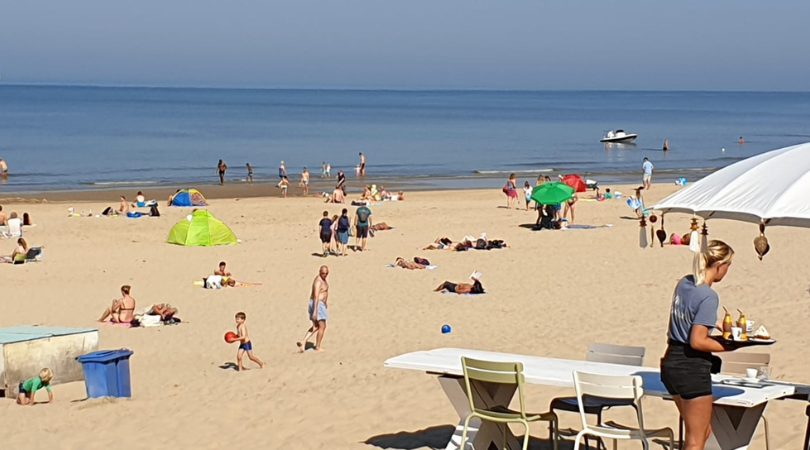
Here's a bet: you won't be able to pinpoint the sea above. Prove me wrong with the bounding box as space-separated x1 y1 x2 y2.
1 85 809 193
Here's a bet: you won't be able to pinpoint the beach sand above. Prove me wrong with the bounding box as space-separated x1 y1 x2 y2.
1 183 809 449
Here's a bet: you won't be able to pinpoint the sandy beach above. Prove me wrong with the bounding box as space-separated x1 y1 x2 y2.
2 182 810 450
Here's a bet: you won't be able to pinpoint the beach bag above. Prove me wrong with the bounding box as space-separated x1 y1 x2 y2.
102 207 115 216
149 205 160 217
502 184 509 194
475 238 487 250
337 216 350 232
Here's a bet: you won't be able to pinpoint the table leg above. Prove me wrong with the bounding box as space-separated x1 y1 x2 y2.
438 375 523 450
704 404 766 450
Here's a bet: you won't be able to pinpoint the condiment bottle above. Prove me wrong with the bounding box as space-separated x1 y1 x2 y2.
737 310 748 340
722 308 733 339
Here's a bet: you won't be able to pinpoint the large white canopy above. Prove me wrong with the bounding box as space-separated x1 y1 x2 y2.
651 142 810 227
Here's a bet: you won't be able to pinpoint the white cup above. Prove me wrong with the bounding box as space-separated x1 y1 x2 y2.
746 368 758 379
746 320 755 334
731 327 743 341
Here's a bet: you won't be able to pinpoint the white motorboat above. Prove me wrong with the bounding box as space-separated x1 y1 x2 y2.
600 129 638 143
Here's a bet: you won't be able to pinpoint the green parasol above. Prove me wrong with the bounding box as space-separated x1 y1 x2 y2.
531 182 575 205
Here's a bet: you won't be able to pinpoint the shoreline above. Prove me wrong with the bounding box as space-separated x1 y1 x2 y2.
0 180 656 204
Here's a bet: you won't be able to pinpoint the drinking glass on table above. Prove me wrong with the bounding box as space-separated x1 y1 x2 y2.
757 365 772 380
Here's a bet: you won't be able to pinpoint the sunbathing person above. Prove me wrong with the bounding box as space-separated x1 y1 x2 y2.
2 238 28 264
214 261 232 277
424 237 455 250
325 188 345 204
118 196 130 215
434 277 485 295
395 257 426 270
148 303 178 320
370 222 392 231
98 285 136 323
203 275 236 289
131 191 146 207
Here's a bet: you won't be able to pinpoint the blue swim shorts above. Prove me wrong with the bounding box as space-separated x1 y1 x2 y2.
308 299 328 321
239 341 253 351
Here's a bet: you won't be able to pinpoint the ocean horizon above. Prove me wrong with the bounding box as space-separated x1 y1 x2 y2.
1 84 809 193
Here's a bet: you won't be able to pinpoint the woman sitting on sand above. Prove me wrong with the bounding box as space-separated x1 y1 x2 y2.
98 285 136 323
670 233 691 246
395 257 426 270
3 237 28 263
131 191 146 207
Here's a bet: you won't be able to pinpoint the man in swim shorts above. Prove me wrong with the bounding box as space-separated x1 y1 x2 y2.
434 276 485 294
359 152 366 176
301 167 310 196
298 265 329 353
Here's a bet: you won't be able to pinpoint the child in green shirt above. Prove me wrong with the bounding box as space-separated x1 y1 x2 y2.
17 368 53 406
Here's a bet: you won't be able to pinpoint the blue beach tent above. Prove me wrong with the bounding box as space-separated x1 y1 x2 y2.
169 188 208 207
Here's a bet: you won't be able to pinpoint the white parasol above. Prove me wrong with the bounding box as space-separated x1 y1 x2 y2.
652 142 810 228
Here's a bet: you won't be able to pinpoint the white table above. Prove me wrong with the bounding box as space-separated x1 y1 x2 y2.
384 348 794 450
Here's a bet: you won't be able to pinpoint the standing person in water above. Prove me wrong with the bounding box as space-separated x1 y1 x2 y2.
660 240 737 450
0 158 8 178
217 160 228 185
663 139 669 152
300 167 310 196
246 163 254 183
359 152 366 176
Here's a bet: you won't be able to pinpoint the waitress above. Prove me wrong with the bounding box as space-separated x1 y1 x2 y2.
660 240 736 450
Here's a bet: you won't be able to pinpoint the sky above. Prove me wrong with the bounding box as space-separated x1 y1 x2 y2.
1 0 808 91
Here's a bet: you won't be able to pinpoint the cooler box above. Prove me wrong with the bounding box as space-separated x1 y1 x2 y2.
76 349 133 398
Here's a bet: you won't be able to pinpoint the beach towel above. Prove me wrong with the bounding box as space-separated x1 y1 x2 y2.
561 224 614 231
385 264 438 270
440 290 486 296
192 280 262 288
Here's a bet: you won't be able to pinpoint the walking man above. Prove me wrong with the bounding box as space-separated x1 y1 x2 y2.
217 159 228 185
642 157 654 190
353 204 372 252
297 265 329 353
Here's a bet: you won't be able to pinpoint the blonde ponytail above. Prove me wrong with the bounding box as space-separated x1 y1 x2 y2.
693 239 735 286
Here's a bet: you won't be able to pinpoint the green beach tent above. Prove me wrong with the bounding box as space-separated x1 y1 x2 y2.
166 210 237 246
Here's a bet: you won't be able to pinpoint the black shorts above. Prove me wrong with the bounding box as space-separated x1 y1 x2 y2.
320 233 332 243
660 341 713 400
356 225 369 239
18 382 28 395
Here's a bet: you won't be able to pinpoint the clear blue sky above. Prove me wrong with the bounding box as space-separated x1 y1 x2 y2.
2 0 808 90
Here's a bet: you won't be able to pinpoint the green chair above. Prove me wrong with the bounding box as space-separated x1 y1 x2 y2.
460 357 559 450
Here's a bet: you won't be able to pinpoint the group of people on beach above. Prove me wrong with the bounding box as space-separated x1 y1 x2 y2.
215 153 368 192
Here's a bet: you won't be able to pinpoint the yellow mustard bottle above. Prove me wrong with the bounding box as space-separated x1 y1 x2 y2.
737 309 748 340
722 308 733 339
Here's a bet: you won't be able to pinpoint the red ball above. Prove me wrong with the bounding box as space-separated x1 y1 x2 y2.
224 331 238 343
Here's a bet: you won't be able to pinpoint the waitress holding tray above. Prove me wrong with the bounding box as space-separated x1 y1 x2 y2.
660 240 737 450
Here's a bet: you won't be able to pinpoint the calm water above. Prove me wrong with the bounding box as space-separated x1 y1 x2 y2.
1 85 809 193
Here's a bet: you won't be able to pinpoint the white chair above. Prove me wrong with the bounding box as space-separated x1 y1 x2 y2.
550 343 645 450
572 371 673 450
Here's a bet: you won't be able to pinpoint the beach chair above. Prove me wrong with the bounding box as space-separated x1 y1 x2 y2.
550 343 645 449
572 371 673 450
460 357 559 450
12 247 43 265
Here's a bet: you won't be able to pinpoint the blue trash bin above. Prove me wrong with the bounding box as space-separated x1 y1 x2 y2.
76 349 134 398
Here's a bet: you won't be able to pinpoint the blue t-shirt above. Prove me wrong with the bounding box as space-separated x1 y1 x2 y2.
355 206 371 227
667 275 719 344
337 215 350 233
642 161 653 175
319 218 332 235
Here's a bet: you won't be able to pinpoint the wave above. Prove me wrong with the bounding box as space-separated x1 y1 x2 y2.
474 169 555 174
84 180 161 186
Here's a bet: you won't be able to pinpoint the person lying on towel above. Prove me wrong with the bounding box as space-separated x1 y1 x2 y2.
434 276 485 295
203 275 236 289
